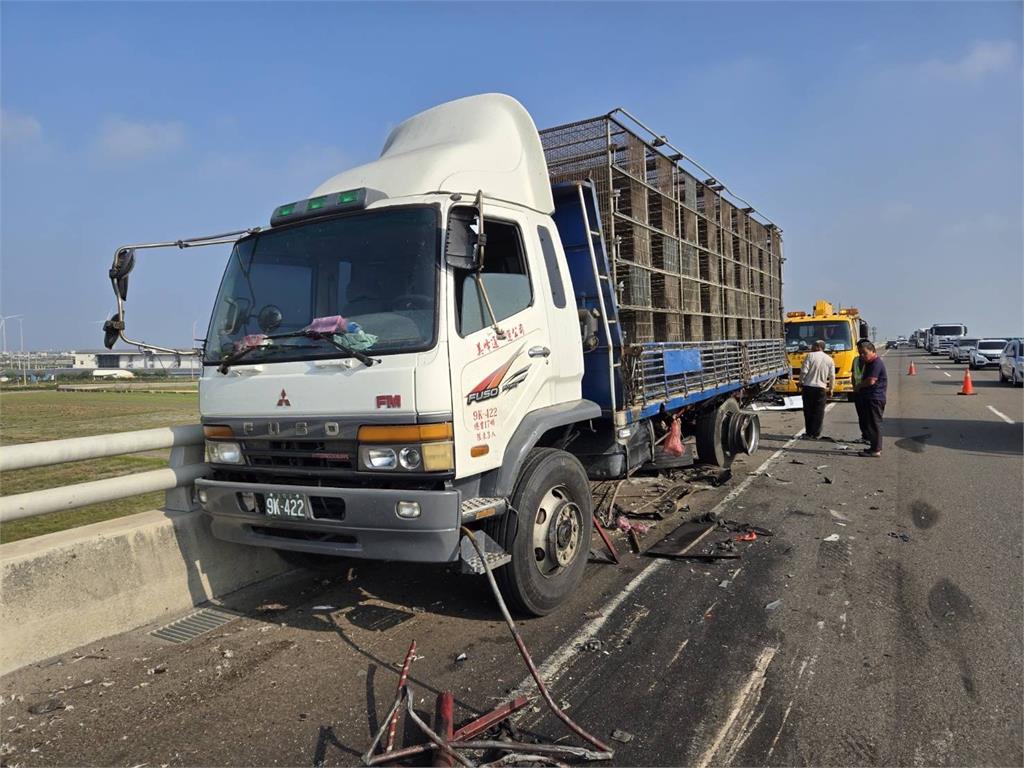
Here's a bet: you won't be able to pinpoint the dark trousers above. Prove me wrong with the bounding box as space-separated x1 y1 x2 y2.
802 386 827 437
854 394 870 440
862 399 886 452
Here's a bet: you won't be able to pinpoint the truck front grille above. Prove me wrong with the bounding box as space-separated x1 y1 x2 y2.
242 439 355 470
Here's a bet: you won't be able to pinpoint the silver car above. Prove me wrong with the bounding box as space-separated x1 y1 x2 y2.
999 339 1024 386
969 339 1008 369
949 338 979 363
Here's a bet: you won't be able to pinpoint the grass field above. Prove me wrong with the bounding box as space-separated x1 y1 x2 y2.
1 391 199 543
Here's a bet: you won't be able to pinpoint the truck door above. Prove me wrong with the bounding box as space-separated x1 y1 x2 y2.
447 206 555 478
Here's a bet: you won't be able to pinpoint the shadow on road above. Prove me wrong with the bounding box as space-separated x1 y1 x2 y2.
884 416 1023 457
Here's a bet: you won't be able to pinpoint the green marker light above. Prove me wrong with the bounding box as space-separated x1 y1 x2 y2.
277 203 296 217
338 191 359 204
308 196 327 211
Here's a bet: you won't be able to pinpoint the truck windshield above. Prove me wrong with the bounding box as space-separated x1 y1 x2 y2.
932 325 965 336
204 207 438 364
785 321 852 352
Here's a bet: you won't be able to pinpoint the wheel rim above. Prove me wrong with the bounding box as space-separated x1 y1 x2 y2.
532 485 583 578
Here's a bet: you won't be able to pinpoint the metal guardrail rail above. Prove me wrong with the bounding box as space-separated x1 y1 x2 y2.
629 338 786 407
0 425 208 524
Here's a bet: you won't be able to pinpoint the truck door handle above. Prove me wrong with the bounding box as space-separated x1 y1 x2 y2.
528 346 551 358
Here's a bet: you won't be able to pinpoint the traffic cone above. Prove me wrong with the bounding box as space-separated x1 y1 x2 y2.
957 369 976 395
907 360 917 375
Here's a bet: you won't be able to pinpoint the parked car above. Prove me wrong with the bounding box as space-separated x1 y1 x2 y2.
999 339 1024 386
969 339 1008 369
950 338 979 363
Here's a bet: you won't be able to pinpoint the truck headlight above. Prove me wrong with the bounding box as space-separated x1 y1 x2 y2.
398 447 422 470
365 447 397 469
206 440 243 464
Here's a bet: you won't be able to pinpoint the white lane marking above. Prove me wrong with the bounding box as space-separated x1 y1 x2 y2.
511 407 827 700
765 698 796 760
933 365 940 369
694 646 778 768
943 371 951 378
987 405 1015 424
668 638 690 668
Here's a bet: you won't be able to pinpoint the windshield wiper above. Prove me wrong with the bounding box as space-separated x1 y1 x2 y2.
306 332 380 367
218 331 379 373
217 341 321 373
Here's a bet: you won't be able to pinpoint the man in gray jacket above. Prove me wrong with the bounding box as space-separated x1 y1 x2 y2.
800 340 835 439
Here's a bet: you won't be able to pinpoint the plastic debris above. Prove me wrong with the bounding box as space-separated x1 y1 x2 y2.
823 534 840 542
733 531 757 542
815 465 829 471
455 652 468 662
718 580 731 589
765 599 783 612
611 730 635 744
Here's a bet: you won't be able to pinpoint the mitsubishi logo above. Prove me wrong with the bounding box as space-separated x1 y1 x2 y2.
276 389 291 407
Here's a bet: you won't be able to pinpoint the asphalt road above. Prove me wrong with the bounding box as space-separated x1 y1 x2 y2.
2 348 1021 767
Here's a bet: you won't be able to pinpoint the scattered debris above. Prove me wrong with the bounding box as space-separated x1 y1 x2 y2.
27 699 65 715
312 605 336 611
221 649 234 659
583 639 603 652
146 664 167 675
829 509 849 522
821 476 834 484
823 534 840 542
455 653 468 663
362 531 615 767
815 464 829 471
789 459 806 465
718 580 731 589
765 599 783 612
733 531 757 542
610 730 635 744
888 532 911 542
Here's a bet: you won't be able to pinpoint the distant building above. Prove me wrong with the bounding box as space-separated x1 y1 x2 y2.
72 349 201 375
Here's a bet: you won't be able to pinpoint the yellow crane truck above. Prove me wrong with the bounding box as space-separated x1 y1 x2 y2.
775 300 869 399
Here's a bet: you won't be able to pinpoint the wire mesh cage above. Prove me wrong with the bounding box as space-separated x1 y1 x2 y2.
540 112 784 347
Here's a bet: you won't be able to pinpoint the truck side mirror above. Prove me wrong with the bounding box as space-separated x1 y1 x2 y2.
445 207 480 271
109 248 136 300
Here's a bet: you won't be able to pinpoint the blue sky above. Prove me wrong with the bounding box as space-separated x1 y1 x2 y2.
2 1 1021 350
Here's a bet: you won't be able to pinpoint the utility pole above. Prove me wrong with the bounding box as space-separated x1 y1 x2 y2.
871 325 877 343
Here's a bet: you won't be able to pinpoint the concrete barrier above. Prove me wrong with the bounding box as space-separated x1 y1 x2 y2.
0 508 289 676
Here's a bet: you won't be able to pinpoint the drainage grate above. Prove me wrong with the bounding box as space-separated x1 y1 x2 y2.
150 607 239 644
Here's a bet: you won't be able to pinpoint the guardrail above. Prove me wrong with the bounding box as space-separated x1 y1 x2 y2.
0 425 209 523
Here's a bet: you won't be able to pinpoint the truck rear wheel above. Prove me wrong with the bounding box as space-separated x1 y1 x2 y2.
484 448 592 616
695 397 740 467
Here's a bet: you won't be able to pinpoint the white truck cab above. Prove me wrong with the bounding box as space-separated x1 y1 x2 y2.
101 94 786 614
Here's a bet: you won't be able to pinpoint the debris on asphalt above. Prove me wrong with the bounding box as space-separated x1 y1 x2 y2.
829 509 849 521
823 534 840 542
583 639 604 652
146 664 167 675
455 652 468 662
790 459 806 465
27 699 66 715
312 605 337 611
733 531 757 542
362 531 615 767
718 580 731 589
888 532 911 542
815 464 830 471
765 599 782 612
610 729 635 744
821 476 834 484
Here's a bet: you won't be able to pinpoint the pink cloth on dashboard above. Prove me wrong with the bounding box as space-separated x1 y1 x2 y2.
305 316 348 334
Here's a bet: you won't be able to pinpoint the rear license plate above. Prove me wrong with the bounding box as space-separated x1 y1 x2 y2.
264 492 309 519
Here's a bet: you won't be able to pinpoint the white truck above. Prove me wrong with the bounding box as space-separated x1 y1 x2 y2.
928 323 968 355
102 95 786 614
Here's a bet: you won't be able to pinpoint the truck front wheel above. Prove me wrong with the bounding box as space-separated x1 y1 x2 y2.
484 448 592 616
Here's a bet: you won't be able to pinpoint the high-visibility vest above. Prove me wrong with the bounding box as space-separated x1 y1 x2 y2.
852 356 864 387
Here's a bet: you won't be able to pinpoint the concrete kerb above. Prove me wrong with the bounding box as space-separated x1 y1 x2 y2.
0 508 289 676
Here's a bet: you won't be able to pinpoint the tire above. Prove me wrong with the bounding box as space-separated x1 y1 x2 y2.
695 397 740 467
483 448 592 616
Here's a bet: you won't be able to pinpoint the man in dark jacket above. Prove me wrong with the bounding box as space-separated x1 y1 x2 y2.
853 341 887 457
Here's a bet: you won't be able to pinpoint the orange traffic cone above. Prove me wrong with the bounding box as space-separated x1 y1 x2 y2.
957 369 976 395
907 360 917 375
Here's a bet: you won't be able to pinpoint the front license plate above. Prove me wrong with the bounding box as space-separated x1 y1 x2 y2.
264 492 309 519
